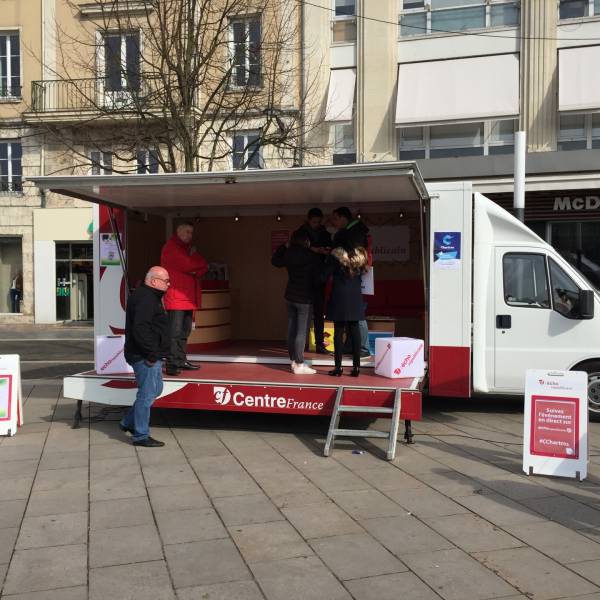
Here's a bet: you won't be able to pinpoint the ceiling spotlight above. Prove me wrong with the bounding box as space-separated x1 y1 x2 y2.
234 214 240 222
399 212 404 219
357 210 362 219
276 214 282 222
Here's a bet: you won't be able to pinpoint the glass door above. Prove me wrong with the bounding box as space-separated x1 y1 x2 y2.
55 243 94 321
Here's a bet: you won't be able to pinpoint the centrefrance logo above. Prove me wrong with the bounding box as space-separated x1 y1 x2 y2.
211 386 324 411
213 386 232 405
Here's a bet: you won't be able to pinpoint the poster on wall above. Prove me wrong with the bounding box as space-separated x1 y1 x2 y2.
433 232 461 270
0 355 23 436
370 226 410 262
100 233 122 266
523 369 588 480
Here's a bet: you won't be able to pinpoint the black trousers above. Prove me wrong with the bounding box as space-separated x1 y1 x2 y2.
312 285 326 349
167 310 193 369
334 320 360 369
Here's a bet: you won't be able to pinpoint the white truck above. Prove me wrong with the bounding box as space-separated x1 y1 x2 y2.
30 162 600 429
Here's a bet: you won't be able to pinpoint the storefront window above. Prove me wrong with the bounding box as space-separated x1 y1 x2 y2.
551 222 600 290
0 237 23 313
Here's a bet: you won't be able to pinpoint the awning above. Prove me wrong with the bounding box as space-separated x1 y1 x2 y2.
325 68 356 122
395 54 520 126
559 45 600 112
28 162 428 214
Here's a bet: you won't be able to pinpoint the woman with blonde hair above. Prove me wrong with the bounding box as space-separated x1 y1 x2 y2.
323 245 369 377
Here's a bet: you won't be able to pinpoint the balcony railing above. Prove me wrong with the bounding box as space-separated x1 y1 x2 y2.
0 85 22 101
30 76 162 113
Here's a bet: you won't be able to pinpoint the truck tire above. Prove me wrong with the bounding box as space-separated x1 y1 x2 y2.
573 361 600 421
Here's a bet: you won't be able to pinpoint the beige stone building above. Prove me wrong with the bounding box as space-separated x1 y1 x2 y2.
4 0 600 324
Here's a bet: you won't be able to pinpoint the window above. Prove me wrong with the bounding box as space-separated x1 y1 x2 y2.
399 0 519 37
231 17 261 87
103 32 140 92
136 149 159 174
0 33 20 98
503 253 550 309
0 237 22 313
90 151 113 175
332 122 356 164
0 142 22 192
558 113 600 151
232 131 262 169
549 258 581 318
559 0 588 19
332 0 357 43
430 122 484 158
398 119 515 159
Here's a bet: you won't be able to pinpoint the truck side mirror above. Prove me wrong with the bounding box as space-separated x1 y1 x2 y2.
579 289 594 319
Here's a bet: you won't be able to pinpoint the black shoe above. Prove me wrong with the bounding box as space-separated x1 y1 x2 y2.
133 436 165 448
165 366 181 376
329 368 343 377
182 361 200 371
350 367 360 377
119 423 134 435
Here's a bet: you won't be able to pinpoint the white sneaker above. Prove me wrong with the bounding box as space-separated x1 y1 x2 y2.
291 361 298 373
293 363 316 375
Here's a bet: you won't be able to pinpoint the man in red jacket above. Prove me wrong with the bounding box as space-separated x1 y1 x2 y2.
161 222 208 375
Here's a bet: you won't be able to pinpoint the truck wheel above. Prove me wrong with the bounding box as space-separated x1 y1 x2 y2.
574 361 600 420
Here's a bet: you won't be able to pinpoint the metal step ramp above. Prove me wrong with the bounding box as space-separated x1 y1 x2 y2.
323 386 402 461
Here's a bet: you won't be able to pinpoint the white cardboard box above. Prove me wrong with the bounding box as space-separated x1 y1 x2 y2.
374 337 425 379
95 335 134 375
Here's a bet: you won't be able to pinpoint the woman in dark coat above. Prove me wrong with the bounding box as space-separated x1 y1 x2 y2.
324 246 369 377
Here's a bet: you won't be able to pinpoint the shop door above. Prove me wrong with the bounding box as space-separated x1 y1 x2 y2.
56 243 93 321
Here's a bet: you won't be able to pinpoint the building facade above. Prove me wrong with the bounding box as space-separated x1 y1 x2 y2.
306 0 600 288
4 0 600 325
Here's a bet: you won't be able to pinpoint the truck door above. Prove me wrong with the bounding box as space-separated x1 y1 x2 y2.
494 248 593 391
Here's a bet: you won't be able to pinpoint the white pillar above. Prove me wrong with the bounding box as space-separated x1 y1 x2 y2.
514 130 526 222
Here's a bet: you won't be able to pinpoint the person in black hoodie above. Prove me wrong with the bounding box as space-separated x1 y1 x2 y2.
121 266 171 447
294 208 332 353
272 230 320 375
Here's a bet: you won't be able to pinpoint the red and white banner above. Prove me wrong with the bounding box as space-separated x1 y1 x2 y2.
523 370 588 480
0 355 23 436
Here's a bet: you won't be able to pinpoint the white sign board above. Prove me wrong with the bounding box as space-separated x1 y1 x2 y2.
361 267 374 296
100 233 122 266
523 369 588 480
0 355 23 436
95 335 134 375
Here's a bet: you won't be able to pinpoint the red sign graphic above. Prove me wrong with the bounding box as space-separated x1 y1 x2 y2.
530 395 579 459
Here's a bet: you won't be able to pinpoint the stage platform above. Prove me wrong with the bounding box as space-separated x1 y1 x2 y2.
63 342 423 425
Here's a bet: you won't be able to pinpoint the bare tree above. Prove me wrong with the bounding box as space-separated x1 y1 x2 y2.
30 0 324 174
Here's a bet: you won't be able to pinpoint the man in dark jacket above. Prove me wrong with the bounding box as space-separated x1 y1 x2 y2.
161 222 208 376
331 207 371 357
295 208 332 353
121 266 171 447
272 230 321 374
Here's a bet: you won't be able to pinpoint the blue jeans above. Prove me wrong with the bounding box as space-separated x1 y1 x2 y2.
121 360 163 442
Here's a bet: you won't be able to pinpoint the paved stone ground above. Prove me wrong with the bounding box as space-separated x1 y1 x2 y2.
1 387 600 600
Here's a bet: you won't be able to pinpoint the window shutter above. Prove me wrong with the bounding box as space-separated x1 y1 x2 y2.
126 32 141 91
232 21 246 86
105 35 122 91
248 20 261 86
247 134 261 169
